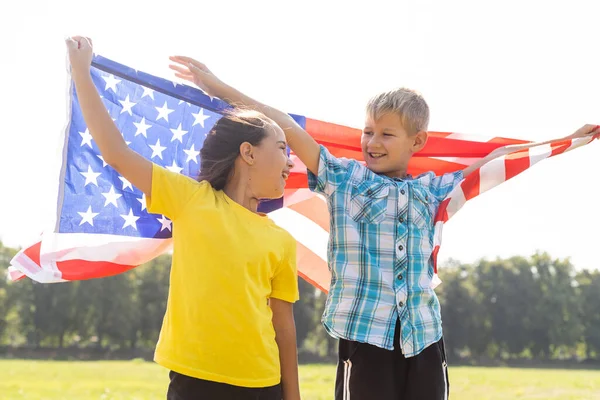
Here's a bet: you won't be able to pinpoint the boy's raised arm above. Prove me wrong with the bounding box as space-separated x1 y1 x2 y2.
462 124 600 178
169 56 321 175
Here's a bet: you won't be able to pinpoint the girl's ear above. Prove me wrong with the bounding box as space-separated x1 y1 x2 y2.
239 142 255 165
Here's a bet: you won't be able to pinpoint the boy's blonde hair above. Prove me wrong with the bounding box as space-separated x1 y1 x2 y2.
366 88 429 135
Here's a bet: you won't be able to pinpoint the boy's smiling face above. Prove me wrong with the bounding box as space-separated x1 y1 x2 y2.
361 112 428 179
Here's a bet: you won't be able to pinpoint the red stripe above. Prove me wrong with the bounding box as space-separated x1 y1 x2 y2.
550 140 572 157
295 241 329 293
460 171 481 201
8 269 26 281
57 260 138 280
432 246 440 274
435 198 451 223
287 198 330 232
505 149 531 180
415 136 512 158
15 240 137 281
23 240 42 265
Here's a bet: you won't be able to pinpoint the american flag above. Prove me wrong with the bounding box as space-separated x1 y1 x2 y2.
8 55 598 292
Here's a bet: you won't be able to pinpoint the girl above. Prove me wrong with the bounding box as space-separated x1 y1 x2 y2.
66 36 301 400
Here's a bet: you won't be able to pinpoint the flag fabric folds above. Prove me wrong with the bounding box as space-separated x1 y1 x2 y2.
8 55 598 292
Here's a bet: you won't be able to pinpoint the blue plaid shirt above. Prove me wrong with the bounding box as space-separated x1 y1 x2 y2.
308 145 463 356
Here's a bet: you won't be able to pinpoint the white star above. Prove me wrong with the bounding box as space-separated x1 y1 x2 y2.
149 139 167 160
192 108 210 128
155 102 174 122
120 209 140 230
133 117 152 138
102 74 121 92
166 161 183 174
97 155 108 167
119 176 133 191
79 129 93 148
178 100 185 105
157 215 172 232
184 144 200 164
119 95 136 116
80 165 102 187
137 193 147 211
170 123 188 143
101 185 122 207
78 206 99 227
142 87 154 99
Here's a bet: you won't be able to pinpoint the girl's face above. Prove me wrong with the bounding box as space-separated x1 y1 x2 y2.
247 125 293 200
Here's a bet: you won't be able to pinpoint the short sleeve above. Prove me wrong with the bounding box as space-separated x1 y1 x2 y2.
416 170 464 202
307 145 354 197
147 163 203 220
270 236 299 303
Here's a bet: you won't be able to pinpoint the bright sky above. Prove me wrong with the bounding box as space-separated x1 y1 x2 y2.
1 0 599 269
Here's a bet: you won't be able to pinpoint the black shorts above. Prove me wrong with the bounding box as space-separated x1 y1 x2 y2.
166 370 282 400
335 321 449 400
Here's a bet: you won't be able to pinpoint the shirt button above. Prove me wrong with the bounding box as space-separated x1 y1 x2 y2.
399 216 404 223
399 302 404 307
400 189 406 195
397 274 403 280
398 245 404 251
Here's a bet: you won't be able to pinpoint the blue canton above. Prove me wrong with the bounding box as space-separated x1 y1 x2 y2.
59 55 290 238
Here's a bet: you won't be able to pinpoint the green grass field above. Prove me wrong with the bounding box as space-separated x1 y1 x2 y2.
1 360 599 399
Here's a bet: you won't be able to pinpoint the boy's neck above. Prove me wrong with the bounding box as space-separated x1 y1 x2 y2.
379 169 410 180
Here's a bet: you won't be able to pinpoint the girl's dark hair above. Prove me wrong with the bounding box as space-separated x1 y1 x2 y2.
198 109 273 190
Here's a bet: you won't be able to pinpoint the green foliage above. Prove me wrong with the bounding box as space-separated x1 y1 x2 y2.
1 239 599 363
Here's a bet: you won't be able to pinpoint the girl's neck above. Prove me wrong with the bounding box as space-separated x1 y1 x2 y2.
223 178 259 213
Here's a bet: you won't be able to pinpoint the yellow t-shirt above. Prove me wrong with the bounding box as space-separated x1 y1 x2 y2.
147 163 299 388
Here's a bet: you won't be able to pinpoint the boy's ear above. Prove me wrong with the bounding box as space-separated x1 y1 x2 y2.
413 130 428 152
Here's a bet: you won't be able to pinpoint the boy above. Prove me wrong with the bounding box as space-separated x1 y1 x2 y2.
169 55 598 399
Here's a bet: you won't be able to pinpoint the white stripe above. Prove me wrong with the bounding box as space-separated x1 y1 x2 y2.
565 136 594 153
38 232 172 264
343 361 348 400
445 186 467 221
13 251 43 274
7 266 24 281
428 156 478 167
343 360 352 400
433 221 445 248
479 156 506 194
283 189 325 207
442 360 448 400
268 207 329 262
48 56 78 233
528 143 553 167
9 251 67 283
431 273 442 289
445 132 494 142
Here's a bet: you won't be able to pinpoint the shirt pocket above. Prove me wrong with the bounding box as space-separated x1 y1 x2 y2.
348 181 390 224
410 186 437 230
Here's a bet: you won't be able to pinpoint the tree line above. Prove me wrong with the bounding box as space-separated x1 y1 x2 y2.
1 241 599 364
